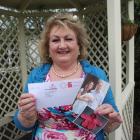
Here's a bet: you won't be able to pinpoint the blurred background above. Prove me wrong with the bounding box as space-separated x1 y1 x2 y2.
133 1 140 140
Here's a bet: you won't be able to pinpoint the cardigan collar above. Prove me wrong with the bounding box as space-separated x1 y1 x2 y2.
38 59 93 81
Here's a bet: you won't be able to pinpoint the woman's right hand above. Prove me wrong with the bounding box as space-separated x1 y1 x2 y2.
18 93 37 127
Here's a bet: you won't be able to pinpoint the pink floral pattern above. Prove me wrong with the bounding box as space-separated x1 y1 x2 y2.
37 107 77 130
42 130 67 140
35 106 96 140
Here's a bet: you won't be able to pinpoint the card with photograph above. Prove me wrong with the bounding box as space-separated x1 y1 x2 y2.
72 73 110 115
73 106 109 135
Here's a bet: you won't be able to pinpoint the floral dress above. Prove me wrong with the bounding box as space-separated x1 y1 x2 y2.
34 74 96 140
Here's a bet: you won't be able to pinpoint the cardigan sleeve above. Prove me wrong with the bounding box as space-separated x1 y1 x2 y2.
13 64 51 131
13 69 37 131
13 110 35 131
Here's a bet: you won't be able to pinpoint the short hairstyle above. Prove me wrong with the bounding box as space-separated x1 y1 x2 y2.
39 13 89 63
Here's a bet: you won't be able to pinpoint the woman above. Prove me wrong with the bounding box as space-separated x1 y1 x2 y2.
14 13 122 140
72 81 96 114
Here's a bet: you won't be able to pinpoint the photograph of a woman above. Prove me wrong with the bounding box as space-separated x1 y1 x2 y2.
72 80 96 114
72 74 110 114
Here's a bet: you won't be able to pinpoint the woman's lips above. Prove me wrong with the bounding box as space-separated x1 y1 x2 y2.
57 50 70 54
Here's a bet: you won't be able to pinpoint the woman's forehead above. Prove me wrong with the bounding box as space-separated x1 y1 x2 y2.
49 25 76 36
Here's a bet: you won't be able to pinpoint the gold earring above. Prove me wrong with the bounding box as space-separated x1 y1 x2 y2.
78 51 80 55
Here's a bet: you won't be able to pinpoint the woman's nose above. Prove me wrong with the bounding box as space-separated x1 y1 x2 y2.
59 39 66 48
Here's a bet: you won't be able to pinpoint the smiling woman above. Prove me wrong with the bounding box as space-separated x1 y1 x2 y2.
13 13 122 140
39 14 88 64
49 26 79 67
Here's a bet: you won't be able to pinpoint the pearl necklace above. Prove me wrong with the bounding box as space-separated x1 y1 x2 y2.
52 62 80 78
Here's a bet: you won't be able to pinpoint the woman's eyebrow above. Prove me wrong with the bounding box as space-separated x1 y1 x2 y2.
50 35 59 39
50 34 74 38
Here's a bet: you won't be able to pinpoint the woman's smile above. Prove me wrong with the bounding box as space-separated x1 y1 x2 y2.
57 49 70 54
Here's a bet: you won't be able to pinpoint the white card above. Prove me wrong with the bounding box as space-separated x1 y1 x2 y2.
28 78 83 110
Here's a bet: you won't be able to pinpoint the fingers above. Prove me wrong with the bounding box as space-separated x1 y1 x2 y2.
19 94 35 104
18 93 36 112
95 104 114 115
18 94 36 105
18 93 37 121
20 102 36 112
95 104 123 123
109 111 118 118
109 112 123 123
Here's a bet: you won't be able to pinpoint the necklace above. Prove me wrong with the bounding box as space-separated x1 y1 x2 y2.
52 62 80 78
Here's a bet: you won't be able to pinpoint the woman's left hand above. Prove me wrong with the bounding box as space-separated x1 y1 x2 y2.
95 104 122 132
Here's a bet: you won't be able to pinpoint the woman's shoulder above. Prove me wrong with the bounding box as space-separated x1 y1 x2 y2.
80 60 108 81
26 63 51 83
30 63 51 75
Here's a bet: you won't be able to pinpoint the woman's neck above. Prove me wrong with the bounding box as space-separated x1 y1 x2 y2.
49 61 83 81
53 61 78 72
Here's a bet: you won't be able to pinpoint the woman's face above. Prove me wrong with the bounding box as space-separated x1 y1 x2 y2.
49 25 80 65
85 82 94 91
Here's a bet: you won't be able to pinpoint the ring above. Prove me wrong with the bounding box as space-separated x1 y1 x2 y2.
19 108 23 112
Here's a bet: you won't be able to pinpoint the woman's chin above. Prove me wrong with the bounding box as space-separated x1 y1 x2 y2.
56 58 73 64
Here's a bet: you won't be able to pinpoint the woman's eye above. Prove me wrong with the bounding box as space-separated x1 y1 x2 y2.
66 38 73 41
52 39 59 42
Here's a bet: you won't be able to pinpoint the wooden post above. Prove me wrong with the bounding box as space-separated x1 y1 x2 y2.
128 1 135 140
107 0 122 139
128 0 134 82
18 16 28 86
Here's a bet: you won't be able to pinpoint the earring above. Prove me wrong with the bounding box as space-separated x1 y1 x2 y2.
78 51 80 56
